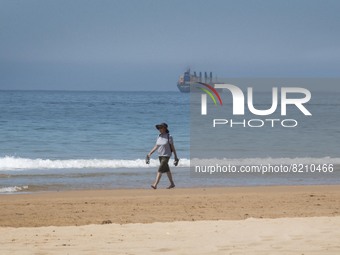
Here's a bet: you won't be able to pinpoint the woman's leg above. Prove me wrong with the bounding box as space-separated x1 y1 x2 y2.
166 171 175 188
152 157 174 189
152 172 162 189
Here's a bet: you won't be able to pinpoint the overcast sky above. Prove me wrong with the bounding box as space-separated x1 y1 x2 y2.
0 0 339 91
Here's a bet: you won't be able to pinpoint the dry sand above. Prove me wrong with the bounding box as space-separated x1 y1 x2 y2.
1 217 340 255
1 185 340 254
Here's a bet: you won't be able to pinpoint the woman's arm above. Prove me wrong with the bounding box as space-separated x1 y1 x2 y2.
148 145 158 157
170 143 178 160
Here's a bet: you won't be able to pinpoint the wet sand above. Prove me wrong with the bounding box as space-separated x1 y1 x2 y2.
1 185 340 227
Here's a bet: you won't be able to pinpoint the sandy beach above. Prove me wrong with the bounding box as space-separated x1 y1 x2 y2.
1 185 340 254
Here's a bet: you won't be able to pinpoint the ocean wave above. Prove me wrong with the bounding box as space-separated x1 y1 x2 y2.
0 156 190 171
191 157 340 166
0 156 339 171
0 185 28 193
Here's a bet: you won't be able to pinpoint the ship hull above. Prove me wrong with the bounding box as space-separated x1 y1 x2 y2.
177 83 191 93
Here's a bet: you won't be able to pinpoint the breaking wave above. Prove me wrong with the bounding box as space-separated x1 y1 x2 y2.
0 185 29 193
0 156 190 171
0 156 339 171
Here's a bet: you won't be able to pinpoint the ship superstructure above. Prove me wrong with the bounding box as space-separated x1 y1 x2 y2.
177 69 217 92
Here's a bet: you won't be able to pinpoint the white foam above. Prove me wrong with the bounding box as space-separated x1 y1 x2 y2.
0 156 339 171
191 157 340 166
0 185 29 193
0 156 190 171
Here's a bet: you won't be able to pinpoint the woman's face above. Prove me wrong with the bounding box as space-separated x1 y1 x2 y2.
158 126 166 134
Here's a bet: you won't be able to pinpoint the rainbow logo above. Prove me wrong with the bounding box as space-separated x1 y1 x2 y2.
196 82 223 106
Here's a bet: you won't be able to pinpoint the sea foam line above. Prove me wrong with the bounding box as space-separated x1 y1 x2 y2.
191 157 340 166
0 156 339 171
0 156 190 171
0 185 29 193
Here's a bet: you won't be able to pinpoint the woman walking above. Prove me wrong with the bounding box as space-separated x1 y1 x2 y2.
147 123 179 189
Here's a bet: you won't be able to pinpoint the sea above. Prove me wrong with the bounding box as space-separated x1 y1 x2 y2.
0 90 339 193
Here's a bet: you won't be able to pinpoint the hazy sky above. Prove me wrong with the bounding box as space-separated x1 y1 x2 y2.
1 0 339 91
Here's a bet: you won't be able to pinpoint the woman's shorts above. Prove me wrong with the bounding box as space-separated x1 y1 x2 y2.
158 156 170 173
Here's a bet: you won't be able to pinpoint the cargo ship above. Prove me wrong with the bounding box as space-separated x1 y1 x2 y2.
177 69 217 93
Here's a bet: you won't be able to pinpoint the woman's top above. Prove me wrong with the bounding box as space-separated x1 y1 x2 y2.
156 133 173 157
